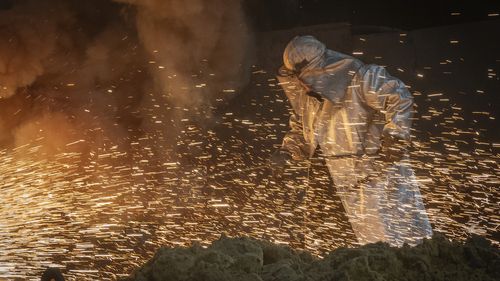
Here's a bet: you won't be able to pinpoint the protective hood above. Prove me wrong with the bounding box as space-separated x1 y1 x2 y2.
283 35 326 72
283 36 363 103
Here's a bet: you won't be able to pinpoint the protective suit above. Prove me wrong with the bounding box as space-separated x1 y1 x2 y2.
277 36 432 246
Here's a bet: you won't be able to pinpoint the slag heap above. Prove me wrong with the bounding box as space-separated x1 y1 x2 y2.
123 234 499 281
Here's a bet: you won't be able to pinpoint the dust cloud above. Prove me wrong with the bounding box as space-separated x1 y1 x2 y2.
0 0 251 161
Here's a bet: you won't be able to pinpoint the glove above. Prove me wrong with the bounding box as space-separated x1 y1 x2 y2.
269 149 293 179
380 135 409 162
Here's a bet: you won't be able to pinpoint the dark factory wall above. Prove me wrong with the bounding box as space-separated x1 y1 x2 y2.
243 0 500 31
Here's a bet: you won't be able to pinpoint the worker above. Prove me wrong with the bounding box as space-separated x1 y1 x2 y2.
271 35 433 246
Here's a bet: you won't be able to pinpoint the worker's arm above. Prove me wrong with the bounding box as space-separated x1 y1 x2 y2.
360 64 414 142
281 110 310 160
277 67 311 160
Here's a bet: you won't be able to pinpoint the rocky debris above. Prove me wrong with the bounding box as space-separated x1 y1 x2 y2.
123 234 499 281
41 267 65 281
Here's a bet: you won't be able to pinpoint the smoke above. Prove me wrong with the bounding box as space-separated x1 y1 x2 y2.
0 0 252 164
120 0 252 105
0 0 72 99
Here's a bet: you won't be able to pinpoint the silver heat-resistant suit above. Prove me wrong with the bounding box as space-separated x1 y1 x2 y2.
277 36 432 246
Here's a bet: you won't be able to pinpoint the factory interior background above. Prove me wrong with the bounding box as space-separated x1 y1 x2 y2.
0 0 498 280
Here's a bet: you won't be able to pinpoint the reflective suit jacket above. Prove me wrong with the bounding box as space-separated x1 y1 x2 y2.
277 52 414 161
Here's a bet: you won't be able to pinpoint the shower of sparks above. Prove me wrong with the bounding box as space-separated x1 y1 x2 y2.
1 80 498 280
1 46 499 281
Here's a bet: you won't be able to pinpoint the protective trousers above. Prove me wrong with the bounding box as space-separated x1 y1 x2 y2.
325 156 433 247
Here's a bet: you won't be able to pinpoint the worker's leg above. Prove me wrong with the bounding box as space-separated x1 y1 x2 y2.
335 181 389 245
379 159 433 246
325 157 389 245
326 157 432 246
